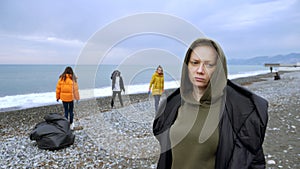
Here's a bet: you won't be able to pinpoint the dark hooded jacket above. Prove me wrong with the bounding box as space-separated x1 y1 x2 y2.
153 38 268 169
111 70 125 91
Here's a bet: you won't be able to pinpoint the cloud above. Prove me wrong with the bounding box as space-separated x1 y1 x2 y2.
0 0 299 64
198 0 298 30
76 13 204 65
0 34 83 64
2 34 84 47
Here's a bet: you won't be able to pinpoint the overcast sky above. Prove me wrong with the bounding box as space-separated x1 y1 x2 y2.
0 0 299 64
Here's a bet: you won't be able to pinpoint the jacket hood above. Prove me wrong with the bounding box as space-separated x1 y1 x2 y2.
111 70 121 80
179 38 228 143
180 38 228 105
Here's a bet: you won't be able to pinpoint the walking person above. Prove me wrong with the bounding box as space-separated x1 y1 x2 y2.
56 66 80 130
153 38 268 169
149 65 164 112
111 70 125 108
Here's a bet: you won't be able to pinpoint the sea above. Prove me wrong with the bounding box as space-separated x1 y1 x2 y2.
0 64 270 112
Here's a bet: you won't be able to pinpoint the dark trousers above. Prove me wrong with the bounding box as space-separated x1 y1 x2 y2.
111 91 123 108
154 95 161 112
63 101 74 124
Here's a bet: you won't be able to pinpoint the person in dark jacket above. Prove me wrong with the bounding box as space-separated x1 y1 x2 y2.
111 70 125 108
274 72 281 80
153 38 268 169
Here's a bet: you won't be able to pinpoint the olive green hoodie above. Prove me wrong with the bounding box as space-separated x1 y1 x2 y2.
169 38 228 169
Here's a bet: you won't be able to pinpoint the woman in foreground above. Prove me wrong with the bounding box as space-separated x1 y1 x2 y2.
153 38 268 169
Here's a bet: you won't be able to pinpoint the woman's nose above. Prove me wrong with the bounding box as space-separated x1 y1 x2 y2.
196 63 205 73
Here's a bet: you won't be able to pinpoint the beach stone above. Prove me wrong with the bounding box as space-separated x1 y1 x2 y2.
267 160 276 165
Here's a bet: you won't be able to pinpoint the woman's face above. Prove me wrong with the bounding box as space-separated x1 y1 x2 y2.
188 45 218 90
157 67 163 73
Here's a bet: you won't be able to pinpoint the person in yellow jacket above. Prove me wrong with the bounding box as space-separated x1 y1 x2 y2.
56 66 80 130
149 65 164 112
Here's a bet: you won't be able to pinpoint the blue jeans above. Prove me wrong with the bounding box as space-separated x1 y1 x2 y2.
63 101 74 124
153 95 161 112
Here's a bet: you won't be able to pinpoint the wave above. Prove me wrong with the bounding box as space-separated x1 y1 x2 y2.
228 69 270 79
0 81 180 112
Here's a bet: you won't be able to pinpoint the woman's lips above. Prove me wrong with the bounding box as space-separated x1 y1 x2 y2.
195 77 205 82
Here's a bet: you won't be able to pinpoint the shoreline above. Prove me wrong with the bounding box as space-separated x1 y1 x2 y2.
0 71 279 114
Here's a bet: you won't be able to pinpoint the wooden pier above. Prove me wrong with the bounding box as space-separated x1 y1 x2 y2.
264 63 300 68
265 63 300 72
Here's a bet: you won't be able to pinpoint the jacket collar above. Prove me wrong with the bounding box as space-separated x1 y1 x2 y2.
153 80 266 136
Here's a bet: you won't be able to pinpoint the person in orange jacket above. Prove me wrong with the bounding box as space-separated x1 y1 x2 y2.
149 65 164 112
56 66 80 130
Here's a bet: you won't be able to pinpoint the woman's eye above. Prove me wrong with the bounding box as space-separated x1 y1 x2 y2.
190 61 199 65
205 63 215 68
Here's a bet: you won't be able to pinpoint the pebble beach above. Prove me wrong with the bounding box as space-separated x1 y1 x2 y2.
0 71 299 169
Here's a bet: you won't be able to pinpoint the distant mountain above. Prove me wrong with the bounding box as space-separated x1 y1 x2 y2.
227 53 300 65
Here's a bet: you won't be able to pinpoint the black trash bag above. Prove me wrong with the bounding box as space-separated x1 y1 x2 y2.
30 113 75 150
